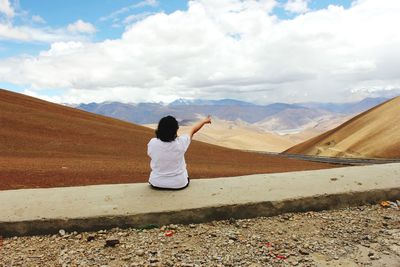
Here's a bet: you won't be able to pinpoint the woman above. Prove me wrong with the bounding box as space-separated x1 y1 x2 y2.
147 115 211 190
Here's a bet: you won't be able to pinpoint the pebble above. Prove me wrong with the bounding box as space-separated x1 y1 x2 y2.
299 248 310 255
136 249 145 256
104 237 119 247
86 234 96 242
1 204 399 266
149 257 159 263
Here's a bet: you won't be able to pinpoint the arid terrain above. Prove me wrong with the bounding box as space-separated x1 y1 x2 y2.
0 89 336 190
146 116 353 153
285 97 400 158
283 115 352 144
146 118 296 153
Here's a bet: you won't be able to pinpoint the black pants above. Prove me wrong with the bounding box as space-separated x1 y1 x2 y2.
149 178 190 190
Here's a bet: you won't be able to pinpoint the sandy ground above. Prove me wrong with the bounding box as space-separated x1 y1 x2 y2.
0 89 337 190
1 204 399 266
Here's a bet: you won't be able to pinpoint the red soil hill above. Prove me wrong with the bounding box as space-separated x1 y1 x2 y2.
0 89 335 190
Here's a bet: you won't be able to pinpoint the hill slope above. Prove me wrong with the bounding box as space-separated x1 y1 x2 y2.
284 97 400 158
0 89 334 190
147 118 296 152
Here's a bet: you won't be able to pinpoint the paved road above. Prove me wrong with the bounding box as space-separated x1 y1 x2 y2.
255 152 400 166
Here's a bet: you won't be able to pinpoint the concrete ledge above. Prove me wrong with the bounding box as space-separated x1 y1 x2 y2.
1 163 400 237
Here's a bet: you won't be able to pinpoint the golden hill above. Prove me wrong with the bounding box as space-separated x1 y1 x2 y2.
284 96 400 158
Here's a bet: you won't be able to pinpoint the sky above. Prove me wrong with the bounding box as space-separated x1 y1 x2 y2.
0 0 399 104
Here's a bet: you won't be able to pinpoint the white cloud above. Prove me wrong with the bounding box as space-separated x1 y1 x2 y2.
100 0 159 22
32 15 45 24
0 22 92 42
67 20 96 34
0 0 14 18
284 0 310 14
123 12 155 25
0 23 30 40
0 7 93 43
1 0 400 104
136 0 158 8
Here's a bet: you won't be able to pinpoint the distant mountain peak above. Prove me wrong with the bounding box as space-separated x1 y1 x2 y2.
168 98 254 106
169 98 195 106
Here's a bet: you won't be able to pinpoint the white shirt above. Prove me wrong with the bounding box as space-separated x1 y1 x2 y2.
147 134 191 189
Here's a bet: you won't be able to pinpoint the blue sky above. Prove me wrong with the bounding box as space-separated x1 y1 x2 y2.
1 0 351 57
1 0 399 104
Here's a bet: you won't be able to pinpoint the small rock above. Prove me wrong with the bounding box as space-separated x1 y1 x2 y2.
169 224 178 230
362 235 371 241
59 229 66 236
369 255 380 260
87 235 95 242
122 255 131 261
165 260 174 266
104 238 120 247
299 249 310 255
228 234 238 241
136 249 145 256
149 258 159 263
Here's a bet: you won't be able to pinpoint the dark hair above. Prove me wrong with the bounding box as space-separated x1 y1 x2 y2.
156 115 179 142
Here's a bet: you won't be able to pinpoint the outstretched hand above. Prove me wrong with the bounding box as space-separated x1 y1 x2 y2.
203 115 212 124
190 115 212 139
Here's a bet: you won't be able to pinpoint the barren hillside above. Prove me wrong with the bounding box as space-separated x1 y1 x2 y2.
285 97 400 158
147 118 295 152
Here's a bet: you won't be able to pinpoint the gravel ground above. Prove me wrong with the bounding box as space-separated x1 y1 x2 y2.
1 204 399 267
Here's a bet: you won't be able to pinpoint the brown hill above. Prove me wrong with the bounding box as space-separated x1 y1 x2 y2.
0 89 335 190
284 96 400 158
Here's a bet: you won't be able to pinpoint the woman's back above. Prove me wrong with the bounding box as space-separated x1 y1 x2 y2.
147 134 191 189
147 115 211 190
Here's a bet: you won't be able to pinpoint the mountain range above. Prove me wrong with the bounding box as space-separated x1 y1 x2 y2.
75 97 389 134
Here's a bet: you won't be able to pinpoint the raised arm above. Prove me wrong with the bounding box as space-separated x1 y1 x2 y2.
190 116 212 139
